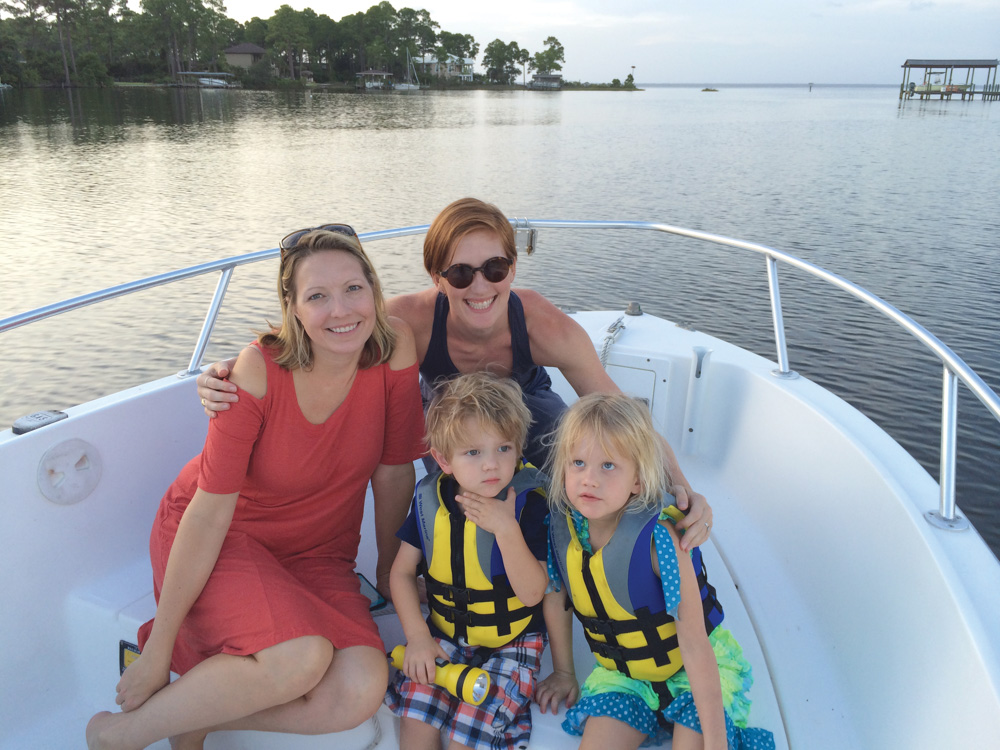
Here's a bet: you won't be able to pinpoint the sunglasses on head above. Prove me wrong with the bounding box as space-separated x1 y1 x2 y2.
438 256 513 289
279 224 357 257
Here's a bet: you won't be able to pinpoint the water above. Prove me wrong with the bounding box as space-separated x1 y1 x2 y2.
1 84 997 557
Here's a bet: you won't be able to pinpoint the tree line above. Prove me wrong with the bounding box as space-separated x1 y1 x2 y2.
0 0 565 88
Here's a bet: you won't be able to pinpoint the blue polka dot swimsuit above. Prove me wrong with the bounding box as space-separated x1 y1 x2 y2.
557 508 775 749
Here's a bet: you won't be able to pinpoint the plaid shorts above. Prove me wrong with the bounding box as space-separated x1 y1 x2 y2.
385 632 547 750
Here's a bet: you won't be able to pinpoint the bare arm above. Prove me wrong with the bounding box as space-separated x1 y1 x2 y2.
659 521 727 749
370 316 421 598
389 541 448 684
116 487 239 711
456 486 548 606
371 461 416 601
536 591 580 714
118 345 264 710
522 290 712 548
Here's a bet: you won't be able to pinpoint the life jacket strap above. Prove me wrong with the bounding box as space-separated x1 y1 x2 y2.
428 597 536 629
425 577 515 605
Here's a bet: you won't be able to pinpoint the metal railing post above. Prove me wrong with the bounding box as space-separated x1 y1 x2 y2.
766 255 798 379
183 266 235 377
926 366 969 530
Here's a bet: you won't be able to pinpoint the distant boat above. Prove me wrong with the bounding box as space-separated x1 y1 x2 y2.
175 72 237 88
395 49 421 91
0 78 12 90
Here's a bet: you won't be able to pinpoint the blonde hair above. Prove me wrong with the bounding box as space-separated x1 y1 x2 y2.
423 198 516 276
425 373 532 461
258 229 396 370
546 393 669 518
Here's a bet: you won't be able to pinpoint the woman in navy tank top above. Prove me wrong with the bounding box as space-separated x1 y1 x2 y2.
197 199 713 549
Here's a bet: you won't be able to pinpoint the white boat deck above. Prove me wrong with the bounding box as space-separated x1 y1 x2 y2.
2 308 998 748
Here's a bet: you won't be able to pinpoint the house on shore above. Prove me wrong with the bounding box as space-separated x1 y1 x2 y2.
224 43 267 70
415 53 473 82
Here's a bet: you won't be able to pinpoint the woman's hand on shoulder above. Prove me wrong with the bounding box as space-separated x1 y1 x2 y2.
671 487 712 551
196 357 239 417
387 316 418 370
228 345 266 400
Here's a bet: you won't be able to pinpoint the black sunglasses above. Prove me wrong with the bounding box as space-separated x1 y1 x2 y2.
438 257 513 289
279 224 357 256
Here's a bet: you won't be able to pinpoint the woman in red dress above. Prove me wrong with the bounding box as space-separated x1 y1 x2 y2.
86 227 425 750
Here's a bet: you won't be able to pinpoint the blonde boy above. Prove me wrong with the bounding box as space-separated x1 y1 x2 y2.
386 372 550 750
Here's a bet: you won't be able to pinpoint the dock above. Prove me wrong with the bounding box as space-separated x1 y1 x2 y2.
900 59 999 101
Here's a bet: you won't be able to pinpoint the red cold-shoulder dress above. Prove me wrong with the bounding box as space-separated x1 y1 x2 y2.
138 344 425 675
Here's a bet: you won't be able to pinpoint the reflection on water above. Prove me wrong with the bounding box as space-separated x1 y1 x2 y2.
1 85 997 556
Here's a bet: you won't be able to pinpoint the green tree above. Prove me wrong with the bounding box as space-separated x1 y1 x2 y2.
309 13 339 82
482 37 518 84
396 6 436 56
532 35 564 75
243 16 267 47
0 0 47 83
43 0 79 85
517 46 532 86
267 4 308 79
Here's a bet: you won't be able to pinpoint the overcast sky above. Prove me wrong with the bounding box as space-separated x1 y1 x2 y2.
219 0 999 84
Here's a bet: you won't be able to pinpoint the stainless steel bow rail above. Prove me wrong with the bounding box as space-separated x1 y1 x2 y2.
4 220 998 530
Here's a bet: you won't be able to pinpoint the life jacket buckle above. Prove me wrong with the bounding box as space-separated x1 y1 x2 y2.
441 584 472 604
594 643 626 661
442 608 474 625
584 618 618 636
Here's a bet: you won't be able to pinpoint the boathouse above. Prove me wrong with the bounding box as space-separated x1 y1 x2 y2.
355 70 393 90
529 73 563 90
900 59 999 100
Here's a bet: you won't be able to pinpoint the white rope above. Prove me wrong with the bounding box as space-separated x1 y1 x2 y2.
600 316 626 367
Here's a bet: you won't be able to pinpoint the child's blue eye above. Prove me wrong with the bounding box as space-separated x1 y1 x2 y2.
498 445 511 453
572 459 585 468
466 449 480 457
602 461 616 470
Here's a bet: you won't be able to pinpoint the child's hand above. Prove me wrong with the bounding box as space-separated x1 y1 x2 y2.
456 486 518 537
402 635 450 685
534 670 580 714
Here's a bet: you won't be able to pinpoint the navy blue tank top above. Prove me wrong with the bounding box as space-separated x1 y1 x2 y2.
419 291 546 392
418 291 566 468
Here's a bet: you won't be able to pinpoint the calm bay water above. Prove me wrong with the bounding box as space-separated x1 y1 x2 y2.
1 84 997 556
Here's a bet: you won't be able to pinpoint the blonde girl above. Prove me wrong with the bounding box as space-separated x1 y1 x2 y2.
541 393 773 750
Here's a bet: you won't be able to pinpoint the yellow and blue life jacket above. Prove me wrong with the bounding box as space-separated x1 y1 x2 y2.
549 501 724 682
413 464 546 648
